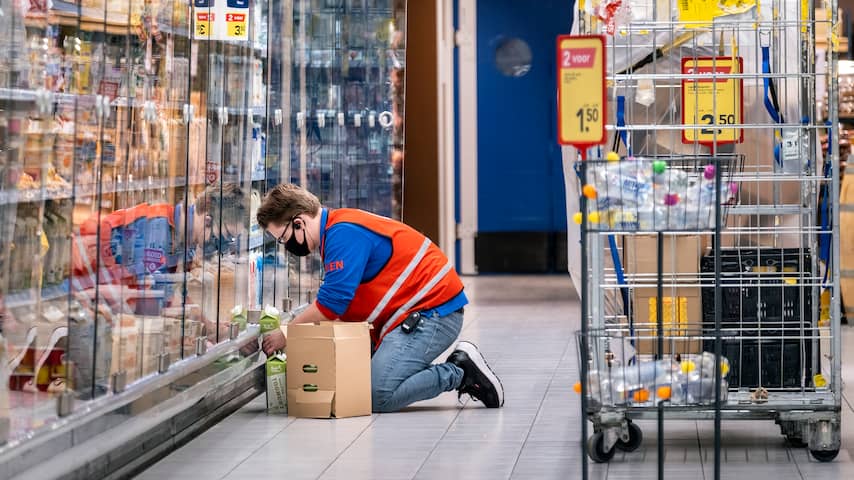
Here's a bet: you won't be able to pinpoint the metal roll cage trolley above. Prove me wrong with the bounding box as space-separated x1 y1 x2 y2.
560 1 843 478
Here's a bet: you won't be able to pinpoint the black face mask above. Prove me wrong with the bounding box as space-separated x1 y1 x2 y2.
283 220 311 257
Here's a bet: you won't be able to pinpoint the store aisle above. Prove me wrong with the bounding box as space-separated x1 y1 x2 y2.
137 276 854 480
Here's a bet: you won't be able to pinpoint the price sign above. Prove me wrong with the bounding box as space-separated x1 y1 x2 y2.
557 35 606 148
681 57 744 145
226 13 248 39
195 11 212 39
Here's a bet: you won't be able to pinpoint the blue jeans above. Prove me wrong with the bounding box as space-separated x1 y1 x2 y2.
371 310 465 413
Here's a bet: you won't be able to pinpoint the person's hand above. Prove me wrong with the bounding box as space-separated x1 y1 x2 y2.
262 329 286 356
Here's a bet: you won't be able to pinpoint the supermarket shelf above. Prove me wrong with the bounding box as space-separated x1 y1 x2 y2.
0 176 210 206
50 0 126 24
0 88 149 109
0 88 37 103
24 2 269 54
227 105 267 116
5 285 69 313
6 390 62 446
0 188 73 206
111 97 184 110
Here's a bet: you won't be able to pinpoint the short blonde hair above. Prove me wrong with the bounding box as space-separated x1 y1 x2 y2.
256 184 321 228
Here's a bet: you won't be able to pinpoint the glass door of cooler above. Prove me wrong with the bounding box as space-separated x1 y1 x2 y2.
220 0 267 336
0 0 80 442
189 0 226 347
187 0 267 344
91 0 196 387
286 0 404 305
59 0 148 399
155 0 196 363
257 0 286 310
151 0 196 360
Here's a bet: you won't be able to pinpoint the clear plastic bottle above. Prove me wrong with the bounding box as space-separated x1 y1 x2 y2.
582 358 679 405
665 353 731 404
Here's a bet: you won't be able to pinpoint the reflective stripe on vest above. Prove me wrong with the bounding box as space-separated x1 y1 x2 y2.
379 258 454 339
365 237 432 324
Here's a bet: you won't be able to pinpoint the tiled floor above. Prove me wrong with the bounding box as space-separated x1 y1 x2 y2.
137 275 854 480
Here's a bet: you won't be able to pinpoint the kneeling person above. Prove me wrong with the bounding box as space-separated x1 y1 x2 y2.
257 184 504 412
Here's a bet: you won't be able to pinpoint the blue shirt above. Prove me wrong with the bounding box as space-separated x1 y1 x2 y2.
316 208 467 318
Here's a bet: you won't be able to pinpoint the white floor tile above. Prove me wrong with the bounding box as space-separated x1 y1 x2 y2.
136 275 854 480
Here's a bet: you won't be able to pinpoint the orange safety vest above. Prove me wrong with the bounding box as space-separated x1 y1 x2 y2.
322 209 464 346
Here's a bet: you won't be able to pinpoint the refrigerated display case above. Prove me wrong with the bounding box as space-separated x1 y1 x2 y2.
0 0 405 474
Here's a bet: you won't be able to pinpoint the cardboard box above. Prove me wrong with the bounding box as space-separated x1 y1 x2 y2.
624 234 709 280
286 322 371 419
632 286 701 355
266 353 287 413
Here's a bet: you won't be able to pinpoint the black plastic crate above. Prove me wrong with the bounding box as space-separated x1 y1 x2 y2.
701 248 813 330
703 337 813 389
700 249 816 389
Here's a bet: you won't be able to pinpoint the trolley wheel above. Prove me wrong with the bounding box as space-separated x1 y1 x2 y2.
587 431 616 463
615 421 643 452
810 449 839 463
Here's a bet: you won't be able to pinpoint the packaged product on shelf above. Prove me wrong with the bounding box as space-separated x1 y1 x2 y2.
231 305 248 331
122 203 149 278
144 203 174 276
159 307 183 359
247 251 263 307
181 305 205 353
67 300 112 399
266 352 287 413
140 316 166 378
250 189 262 235
259 305 281 337
186 260 237 325
250 126 265 178
23 119 56 175
251 59 265 107
43 207 71 286
0 0 29 88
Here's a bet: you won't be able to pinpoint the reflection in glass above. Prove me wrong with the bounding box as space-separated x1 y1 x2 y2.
495 37 532 77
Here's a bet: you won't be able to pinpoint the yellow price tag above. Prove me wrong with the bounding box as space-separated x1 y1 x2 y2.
681 57 744 145
226 13 247 39
195 12 212 38
557 35 606 148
